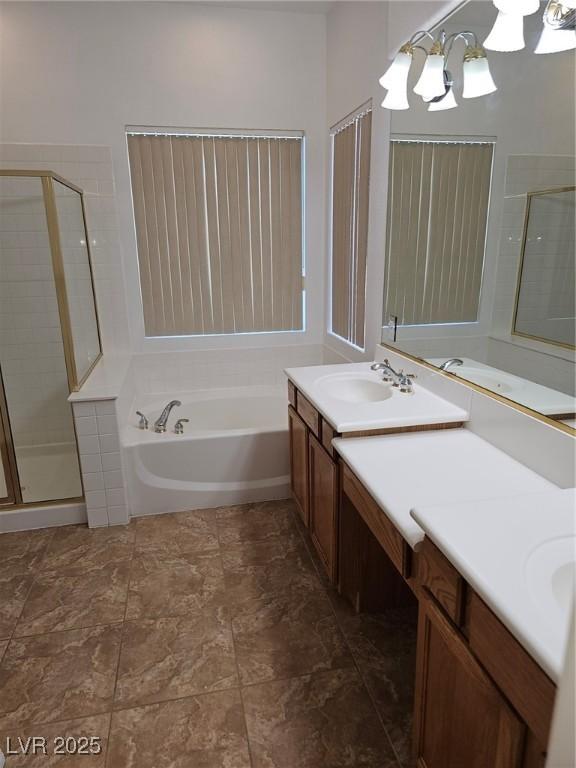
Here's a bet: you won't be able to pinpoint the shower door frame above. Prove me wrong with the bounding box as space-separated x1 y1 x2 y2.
0 169 101 508
0 369 19 505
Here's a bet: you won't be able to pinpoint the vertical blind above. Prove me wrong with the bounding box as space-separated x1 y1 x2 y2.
330 107 372 349
385 139 493 326
127 132 303 337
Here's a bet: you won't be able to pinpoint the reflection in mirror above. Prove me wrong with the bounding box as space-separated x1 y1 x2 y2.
382 1 576 430
514 187 575 349
53 180 102 387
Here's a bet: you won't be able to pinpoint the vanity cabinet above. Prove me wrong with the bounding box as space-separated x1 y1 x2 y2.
414 592 525 768
308 433 338 581
287 388 340 581
288 406 309 526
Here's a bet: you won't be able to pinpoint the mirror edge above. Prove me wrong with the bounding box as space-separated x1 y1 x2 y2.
381 342 576 437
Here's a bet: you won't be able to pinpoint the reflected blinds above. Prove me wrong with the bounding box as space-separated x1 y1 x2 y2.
127 132 303 337
385 140 493 326
330 108 372 349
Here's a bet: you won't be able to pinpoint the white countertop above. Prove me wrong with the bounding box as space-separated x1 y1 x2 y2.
285 362 468 432
333 429 556 549
428 357 576 417
411 490 575 682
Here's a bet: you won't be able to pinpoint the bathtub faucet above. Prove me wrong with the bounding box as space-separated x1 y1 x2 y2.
154 400 182 433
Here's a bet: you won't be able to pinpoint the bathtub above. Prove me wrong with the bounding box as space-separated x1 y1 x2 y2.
121 385 290 517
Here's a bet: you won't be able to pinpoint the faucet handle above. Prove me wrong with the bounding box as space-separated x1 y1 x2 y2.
174 418 189 435
136 411 148 430
398 375 414 394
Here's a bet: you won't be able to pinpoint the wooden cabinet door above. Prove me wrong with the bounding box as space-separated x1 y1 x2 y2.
288 406 309 526
308 433 338 582
414 594 525 768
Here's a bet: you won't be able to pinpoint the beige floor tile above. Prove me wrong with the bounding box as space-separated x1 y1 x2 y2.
0 624 122 727
135 509 219 557
40 525 135 575
242 668 399 768
217 499 297 547
126 554 227 620
107 690 251 768
114 608 237 709
0 573 34 638
0 529 54 579
14 562 130 637
231 587 353 685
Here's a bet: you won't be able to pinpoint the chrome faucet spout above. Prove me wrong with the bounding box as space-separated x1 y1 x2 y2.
154 400 182 433
439 358 464 372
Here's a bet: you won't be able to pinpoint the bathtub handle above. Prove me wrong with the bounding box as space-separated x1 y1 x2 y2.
136 411 149 430
174 418 190 435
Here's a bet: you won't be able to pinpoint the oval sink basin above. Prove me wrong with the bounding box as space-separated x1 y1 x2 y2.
317 373 393 403
525 535 576 628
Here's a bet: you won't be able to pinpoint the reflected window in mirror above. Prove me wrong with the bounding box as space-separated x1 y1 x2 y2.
513 187 575 350
384 138 494 327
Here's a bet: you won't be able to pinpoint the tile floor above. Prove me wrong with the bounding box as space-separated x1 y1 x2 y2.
0 499 417 767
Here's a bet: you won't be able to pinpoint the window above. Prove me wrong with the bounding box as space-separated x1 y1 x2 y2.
329 104 372 350
127 130 304 337
384 138 494 326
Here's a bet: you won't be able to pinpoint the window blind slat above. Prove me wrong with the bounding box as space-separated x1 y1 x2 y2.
127 133 303 337
385 140 493 326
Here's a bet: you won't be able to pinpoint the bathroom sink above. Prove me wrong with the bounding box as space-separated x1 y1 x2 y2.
525 535 576 627
316 373 394 403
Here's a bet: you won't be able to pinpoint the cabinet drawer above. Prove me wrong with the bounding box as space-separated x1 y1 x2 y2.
297 392 320 437
417 538 465 625
321 419 338 458
341 462 405 574
467 592 556 748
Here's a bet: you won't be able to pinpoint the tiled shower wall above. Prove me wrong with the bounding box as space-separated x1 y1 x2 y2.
0 175 74 448
0 143 130 356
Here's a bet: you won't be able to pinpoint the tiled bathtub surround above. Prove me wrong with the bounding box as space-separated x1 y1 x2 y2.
0 500 416 768
72 400 129 527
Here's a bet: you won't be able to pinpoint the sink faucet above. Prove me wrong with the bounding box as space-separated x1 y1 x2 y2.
370 361 414 393
439 358 464 372
154 400 182 433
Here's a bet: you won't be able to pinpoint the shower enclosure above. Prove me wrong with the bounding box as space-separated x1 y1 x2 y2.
0 171 102 507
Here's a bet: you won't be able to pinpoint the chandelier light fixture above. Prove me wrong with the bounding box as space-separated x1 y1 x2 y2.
380 0 576 112
379 30 496 112
484 0 576 53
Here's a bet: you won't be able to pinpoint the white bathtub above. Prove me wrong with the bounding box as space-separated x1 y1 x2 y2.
121 385 290 517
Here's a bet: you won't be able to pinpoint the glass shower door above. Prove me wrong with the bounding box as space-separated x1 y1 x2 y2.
0 175 82 504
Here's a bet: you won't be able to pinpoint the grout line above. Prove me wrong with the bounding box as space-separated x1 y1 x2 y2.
214 512 255 768
105 519 138 768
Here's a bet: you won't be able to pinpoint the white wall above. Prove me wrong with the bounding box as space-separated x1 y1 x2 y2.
325 1 390 362
0 1 327 354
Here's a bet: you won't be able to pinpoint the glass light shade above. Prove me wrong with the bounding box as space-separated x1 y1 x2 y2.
381 86 410 110
494 0 539 14
535 24 576 53
462 56 498 98
413 54 446 99
428 88 458 111
484 11 526 51
379 51 413 90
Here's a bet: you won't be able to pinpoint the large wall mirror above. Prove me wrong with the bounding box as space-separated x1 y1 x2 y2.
382 0 576 432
